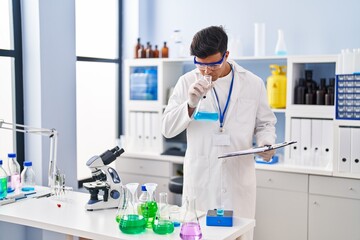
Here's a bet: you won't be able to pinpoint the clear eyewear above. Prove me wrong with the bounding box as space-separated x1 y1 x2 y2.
194 52 226 71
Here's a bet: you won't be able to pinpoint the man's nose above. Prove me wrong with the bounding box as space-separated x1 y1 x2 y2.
204 67 212 74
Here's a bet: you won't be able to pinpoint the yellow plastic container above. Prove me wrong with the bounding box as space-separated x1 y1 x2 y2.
267 64 287 108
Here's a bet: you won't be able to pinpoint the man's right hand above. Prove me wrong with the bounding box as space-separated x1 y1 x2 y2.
187 79 211 108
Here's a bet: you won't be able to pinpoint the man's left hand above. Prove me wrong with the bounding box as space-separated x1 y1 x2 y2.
257 149 275 161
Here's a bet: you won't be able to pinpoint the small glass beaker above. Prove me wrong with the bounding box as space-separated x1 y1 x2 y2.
153 192 174 234
193 75 219 121
180 196 202 240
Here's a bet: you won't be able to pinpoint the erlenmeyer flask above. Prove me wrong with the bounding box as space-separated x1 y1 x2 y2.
153 192 174 234
194 75 219 121
180 196 202 240
139 183 158 228
115 185 127 223
119 183 146 234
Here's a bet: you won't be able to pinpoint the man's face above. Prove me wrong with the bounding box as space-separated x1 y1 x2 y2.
194 51 229 81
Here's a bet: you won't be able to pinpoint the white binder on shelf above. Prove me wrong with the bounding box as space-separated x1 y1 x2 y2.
350 127 360 173
311 119 322 167
135 112 144 151
338 127 351 173
143 112 152 151
290 118 301 163
151 112 162 153
321 120 333 168
300 119 312 166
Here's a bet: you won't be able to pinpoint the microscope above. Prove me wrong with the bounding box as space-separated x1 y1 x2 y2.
83 146 125 211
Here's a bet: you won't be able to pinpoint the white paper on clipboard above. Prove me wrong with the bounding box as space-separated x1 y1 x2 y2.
218 141 297 159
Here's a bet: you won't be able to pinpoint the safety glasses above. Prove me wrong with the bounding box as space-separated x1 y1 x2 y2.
194 52 226 71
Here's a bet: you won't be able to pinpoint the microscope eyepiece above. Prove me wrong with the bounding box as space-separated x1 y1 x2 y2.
100 146 125 165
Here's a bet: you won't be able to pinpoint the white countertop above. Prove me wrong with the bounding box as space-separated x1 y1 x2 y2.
123 152 334 176
0 187 255 240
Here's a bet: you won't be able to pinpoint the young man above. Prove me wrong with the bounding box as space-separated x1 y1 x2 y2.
162 26 276 240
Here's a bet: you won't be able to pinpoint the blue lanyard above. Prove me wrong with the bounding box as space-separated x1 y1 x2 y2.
213 64 234 130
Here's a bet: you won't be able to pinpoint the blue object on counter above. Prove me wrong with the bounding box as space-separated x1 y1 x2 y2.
255 155 279 164
206 209 233 227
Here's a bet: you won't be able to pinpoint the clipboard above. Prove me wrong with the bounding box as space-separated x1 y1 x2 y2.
218 141 297 159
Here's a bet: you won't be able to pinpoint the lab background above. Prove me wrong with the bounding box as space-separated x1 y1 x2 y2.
1 0 360 239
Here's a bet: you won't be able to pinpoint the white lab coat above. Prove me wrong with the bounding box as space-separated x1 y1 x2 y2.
162 60 276 239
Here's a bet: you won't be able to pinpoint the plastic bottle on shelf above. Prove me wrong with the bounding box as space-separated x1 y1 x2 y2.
161 42 169 58
0 160 8 199
7 153 21 193
21 161 35 191
266 64 287 108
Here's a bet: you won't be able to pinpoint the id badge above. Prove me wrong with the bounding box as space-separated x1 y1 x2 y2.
212 130 230 146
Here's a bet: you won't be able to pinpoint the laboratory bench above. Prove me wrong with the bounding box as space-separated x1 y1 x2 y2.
117 153 360 240
0 187 255 240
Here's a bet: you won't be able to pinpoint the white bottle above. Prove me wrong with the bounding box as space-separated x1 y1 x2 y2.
21 161 36 192
7 153 21 193
138 185 149 203
275 29 287 56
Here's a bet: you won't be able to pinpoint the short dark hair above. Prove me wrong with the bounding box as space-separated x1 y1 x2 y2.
190 26 228 58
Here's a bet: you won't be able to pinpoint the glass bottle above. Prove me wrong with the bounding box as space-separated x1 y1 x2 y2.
119 183 146 234
7 153 21 193
139 183 158 228
316 78 326 105
0 160 8 199
294 78 306 104
153 45 160 58
145 42 153 58
180 196 202 240
153 192 174 234
138 45 146 58
21 161 35 191
161 42 169 58
275 29 287 56
134 38 141 58
194 75 219 121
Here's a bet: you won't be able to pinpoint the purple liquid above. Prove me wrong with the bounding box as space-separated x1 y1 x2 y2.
180 222 202 240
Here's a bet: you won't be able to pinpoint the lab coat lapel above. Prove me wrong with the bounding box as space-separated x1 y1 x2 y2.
224 62 245 119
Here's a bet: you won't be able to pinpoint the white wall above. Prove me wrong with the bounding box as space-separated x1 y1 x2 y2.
1 0 77 239
22 0 77 190
123 0 360 59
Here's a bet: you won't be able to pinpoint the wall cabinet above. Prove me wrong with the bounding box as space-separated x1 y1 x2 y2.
308 175 360 240
116 156 176 203
255 171 360 240
254 170 308 240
